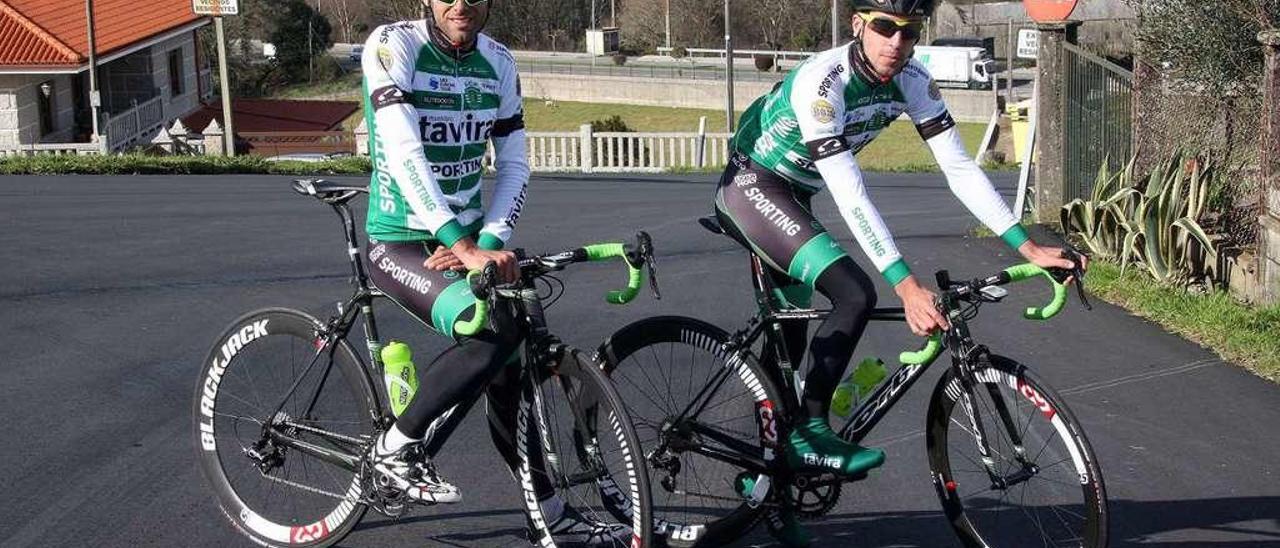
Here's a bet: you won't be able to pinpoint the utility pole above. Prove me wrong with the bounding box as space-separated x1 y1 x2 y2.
831 0 839 47
85 0 101 144
610 0 616 27
665 0 671 48
215 16 235 156
724 0 734 132
591 0 597 29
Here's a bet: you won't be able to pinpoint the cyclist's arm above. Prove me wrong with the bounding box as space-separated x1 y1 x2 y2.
899 62 1028 250
361 28 467 247
477 44 529 251
792 68 911 286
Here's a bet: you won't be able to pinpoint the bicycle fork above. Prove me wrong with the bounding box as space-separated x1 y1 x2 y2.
951 345 1038 491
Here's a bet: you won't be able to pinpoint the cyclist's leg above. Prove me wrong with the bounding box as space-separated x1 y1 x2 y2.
713 155 884 478
366 239 523 440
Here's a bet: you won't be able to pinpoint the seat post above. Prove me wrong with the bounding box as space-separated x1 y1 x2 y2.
331 202 371 290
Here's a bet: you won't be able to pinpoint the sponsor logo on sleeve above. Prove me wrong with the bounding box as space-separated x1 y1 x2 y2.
733 172 758 187
817 64 846 98
377 46 394 72
371 86 407 110
810 99 836 124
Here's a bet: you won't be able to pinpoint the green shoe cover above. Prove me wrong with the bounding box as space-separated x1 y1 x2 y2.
785 417 886 477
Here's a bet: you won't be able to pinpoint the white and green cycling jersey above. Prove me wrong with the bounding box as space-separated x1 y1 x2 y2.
731 43 1028 284
361 20 528 249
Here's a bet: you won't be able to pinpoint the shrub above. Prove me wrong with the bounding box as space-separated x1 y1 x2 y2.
612 53 628 66
753 54 775 72
670 46 688 59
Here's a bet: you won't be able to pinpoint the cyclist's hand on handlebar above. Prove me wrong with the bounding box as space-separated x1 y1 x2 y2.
424 246 466 272
894 276 949 336
452 239 519 282
1018 241 1088 283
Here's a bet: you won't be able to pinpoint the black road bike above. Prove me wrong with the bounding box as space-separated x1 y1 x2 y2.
596 217 1107 547
193 179 655 547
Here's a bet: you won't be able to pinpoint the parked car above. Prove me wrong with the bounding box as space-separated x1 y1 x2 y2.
349 45 364 63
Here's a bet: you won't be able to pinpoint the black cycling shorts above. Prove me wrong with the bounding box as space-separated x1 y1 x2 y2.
714 152 850 307
366 239 477 340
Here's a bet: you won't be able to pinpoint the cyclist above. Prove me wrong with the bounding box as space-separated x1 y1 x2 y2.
360 0 627 544
715 0 1085 543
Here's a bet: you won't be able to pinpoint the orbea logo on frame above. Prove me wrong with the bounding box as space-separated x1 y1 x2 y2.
1022 0 1077 23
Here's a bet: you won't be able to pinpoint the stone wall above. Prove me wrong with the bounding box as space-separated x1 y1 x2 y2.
0 74 76 148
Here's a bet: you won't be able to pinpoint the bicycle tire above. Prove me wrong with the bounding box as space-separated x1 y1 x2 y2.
519 347 655 548
193 308 377 547
926 354 1108 548
597 316 784 548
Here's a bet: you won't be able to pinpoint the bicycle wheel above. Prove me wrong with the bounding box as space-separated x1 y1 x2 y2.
597 316 783 547
926 354 1108 548
193 308 378 547
518 348 654 548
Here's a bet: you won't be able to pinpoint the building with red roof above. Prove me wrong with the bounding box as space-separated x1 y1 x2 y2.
0 0 210 152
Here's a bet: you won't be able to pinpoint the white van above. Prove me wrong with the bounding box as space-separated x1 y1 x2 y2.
912 46 996 90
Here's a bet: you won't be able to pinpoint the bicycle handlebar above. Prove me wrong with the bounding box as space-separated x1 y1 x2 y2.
897 250 1089 365
582 243 644 304
452 232 657 337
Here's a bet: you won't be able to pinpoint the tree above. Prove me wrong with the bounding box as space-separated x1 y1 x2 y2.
270 0 335 82
1127 0 1280 93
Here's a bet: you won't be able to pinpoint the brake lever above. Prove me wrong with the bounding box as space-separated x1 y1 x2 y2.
637 231 662 300
1050 248 1093 311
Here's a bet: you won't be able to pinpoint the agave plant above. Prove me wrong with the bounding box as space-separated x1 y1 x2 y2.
1060 156 1138 260
1062 151 1220 286
1124 152 1219 284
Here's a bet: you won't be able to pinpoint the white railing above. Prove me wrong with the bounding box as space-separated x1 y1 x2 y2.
0 142 105 156
368 122 735 173
525 131 581 170
104 96 166 152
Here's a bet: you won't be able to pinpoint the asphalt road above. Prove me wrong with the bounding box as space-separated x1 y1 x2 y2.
1 172 1277 547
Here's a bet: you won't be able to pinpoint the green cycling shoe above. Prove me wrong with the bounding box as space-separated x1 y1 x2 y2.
785 417 886 477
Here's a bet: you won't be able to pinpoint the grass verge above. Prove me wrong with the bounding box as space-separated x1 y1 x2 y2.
0 154 370 175
1086 261 1280 382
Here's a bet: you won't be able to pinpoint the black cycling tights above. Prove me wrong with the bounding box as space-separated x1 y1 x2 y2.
772 256 878 419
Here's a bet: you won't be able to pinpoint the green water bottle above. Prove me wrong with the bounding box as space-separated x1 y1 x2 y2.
831 357 887 418
381 341 419 418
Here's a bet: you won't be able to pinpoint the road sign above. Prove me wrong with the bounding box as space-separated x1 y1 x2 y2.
1017 29 1040 59
1022 0 1077 23
192 0 238 15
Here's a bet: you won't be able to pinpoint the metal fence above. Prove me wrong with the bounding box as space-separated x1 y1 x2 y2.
1063 43 1133 200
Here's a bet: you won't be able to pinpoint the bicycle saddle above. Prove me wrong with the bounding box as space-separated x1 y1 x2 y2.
291 178 368 205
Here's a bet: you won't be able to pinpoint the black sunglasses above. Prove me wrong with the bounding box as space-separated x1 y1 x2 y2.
436 0 489 6
859 13 924 41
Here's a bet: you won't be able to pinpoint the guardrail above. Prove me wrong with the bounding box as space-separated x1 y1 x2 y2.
518 59 787 83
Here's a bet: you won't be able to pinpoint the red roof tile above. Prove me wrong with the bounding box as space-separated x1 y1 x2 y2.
182 99 361 133
0 0 205 67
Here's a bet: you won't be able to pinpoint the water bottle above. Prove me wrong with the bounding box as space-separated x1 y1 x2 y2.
831 357 887 418
381 341 419 418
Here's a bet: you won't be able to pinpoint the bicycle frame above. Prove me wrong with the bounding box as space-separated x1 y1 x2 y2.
661 254 1015 479
255 197 606 492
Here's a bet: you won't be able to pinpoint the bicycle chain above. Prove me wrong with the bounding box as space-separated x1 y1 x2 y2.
257 468 360 503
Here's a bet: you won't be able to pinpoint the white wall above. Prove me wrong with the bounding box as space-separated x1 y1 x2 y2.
0 74 76 147
150 31 202 124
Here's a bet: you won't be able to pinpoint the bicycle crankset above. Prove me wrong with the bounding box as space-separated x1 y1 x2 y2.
785 473 842 519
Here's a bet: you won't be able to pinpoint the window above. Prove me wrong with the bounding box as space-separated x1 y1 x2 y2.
37 80 54 137
168 49 184 97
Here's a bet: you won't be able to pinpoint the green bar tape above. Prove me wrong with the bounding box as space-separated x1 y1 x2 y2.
1002 262 1068 320
900 333 942 365
453 271 489 337
584 242 625 261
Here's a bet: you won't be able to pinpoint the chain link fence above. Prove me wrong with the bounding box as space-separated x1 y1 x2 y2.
1132 61 1263 250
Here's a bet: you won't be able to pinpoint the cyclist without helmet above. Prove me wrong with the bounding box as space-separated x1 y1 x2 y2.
716 0 1085 544
360 0 628 544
